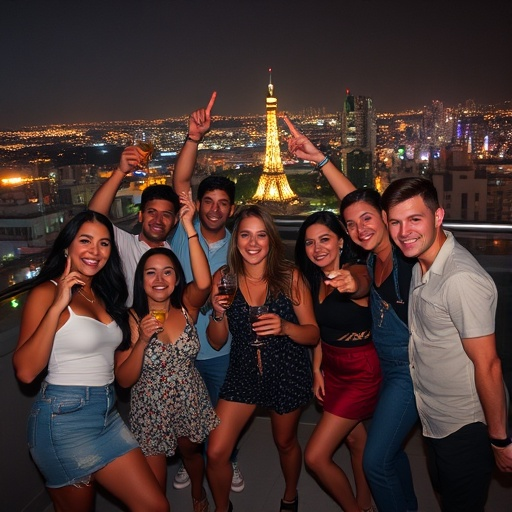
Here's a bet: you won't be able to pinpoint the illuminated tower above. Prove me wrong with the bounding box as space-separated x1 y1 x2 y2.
253 70 298 203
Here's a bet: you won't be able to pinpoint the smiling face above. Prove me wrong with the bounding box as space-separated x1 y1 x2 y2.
67 220 112 278
236 215 269 268
304 223 343 274
138 199 177 246
197 189 234 235
142 253 177 304
343 200 390 255
386 196 444 267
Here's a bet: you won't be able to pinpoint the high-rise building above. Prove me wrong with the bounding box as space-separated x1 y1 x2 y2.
340 89 376 188
252 70 298 205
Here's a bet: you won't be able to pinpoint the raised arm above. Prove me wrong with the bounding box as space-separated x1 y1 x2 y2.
180 190 212 317
173 91 217 196
282 114 356 201
88 146 147 216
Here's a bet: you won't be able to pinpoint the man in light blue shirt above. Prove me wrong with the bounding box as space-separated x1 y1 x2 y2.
170 92 245 493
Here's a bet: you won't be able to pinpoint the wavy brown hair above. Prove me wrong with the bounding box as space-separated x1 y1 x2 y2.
227 205 297 302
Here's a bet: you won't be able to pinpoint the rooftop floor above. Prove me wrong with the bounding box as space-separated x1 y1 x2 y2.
49 402 512 512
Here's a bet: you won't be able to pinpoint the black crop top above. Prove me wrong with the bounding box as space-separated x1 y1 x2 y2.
313 289 372 348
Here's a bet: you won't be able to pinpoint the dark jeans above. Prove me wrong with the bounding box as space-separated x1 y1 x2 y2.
424 422 493 512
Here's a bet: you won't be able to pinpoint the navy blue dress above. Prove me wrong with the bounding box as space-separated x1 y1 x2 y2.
220 288 313 414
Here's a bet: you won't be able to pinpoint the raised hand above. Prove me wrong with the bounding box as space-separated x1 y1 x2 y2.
281 113 324 163
138 313 163 344
55 255 85 311
188 91 217 141
179 189 196 229
119 145 148 174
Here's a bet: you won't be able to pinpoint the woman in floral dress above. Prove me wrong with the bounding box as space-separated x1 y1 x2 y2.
115 191 218 512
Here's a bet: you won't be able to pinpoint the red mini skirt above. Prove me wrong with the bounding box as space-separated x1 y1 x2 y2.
321 341 382 420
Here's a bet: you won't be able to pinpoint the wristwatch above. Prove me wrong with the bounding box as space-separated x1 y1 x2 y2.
211 311 225 322
489 436 512 448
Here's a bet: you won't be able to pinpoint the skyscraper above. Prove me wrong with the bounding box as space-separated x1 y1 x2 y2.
340 89 376 188
252 70 298 205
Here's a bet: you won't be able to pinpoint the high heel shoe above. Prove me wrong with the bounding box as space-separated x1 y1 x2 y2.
192 487 209 512
280 492 298 512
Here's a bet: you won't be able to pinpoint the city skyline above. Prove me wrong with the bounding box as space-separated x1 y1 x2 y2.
2 0 512 130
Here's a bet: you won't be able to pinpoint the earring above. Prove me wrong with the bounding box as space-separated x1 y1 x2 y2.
64 249 68 257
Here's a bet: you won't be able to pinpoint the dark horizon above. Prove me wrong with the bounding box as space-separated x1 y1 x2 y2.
2 0 512 130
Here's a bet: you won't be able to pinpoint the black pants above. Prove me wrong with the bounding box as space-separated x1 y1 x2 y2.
424 422 494 512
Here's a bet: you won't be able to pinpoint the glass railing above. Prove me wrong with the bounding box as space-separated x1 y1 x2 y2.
1 220 511 511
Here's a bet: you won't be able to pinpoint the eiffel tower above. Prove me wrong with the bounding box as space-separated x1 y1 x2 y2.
252 70 298 206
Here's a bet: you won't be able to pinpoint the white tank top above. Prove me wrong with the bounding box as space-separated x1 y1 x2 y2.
46 305 123 386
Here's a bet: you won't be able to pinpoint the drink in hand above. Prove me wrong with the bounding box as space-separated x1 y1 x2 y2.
150 309 166 332
249 305 269 346
218 266 237 309
218 283 236 307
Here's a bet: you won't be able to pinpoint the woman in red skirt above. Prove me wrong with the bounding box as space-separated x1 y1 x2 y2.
295 211 382 512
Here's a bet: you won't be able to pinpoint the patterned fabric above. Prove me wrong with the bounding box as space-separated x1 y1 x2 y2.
220 289 313 414
129 309 220 456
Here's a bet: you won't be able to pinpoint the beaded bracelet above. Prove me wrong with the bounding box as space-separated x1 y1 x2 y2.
315 156 330 171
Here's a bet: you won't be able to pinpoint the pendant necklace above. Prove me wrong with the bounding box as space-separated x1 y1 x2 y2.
78 288 96 303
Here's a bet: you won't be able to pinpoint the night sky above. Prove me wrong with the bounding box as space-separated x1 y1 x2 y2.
2 0 511 129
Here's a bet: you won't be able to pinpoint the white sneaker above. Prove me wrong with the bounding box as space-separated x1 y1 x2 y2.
173 463 190 489
231 461 245 492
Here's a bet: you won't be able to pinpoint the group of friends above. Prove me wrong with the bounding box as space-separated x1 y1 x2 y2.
13 93 512 512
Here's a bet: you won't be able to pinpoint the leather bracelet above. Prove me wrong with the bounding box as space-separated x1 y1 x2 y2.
489 436 512 448
210 311 225 322
186 135 202 144
188 233 198 240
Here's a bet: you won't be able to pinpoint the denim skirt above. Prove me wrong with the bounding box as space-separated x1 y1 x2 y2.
27 381 139 488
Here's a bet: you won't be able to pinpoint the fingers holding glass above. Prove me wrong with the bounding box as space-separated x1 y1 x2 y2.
150 309 166 333
217 266 237 310
249 305 269 346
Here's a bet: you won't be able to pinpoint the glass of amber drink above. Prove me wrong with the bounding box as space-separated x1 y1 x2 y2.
150 309 166 333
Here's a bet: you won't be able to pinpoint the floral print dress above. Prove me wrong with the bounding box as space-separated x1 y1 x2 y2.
129 308 220 456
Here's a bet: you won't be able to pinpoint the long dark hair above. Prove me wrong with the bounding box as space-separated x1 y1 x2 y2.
35 210 130 346
228 205 296 300
295 210 368 298
131 247 186 320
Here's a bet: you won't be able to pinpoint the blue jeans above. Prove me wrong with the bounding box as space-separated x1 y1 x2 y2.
363 279 419 512
195 355 238 463
364 363 419 511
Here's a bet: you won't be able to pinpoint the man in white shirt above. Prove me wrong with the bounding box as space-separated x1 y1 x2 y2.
89 146 180 306
381 177 512 512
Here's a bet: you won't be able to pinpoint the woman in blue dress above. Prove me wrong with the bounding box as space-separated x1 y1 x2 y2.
206 205 319 512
